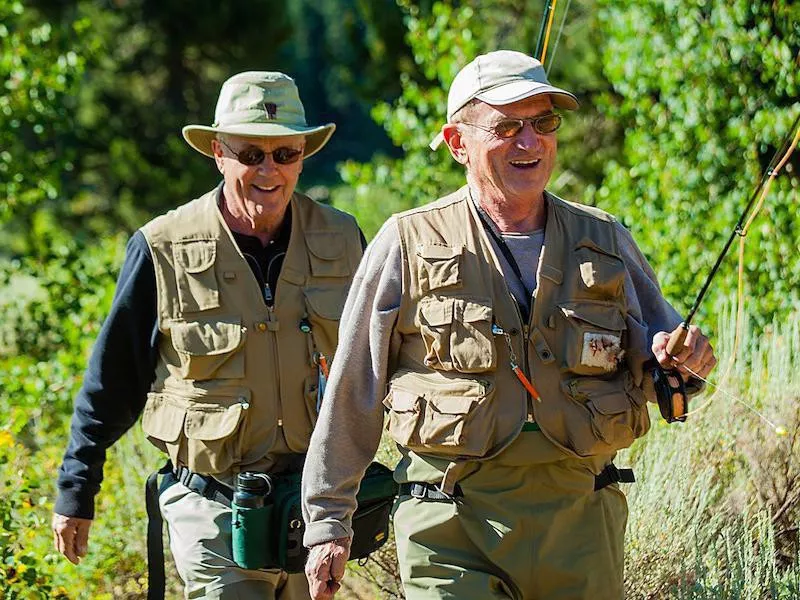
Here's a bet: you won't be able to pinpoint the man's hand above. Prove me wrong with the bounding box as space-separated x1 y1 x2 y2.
652 324 717 380
305 537 351 600
52 513 92 564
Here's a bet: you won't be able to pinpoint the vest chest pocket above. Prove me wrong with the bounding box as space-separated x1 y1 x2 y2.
303 285 349 358
557 302 627 376
306 231 351 278
383 371 496 458
141 389 251 474
575 241 625 299
171 318 246 381
173 239 220 312
416 244 462 293
562 373 650 456
419 296 496 374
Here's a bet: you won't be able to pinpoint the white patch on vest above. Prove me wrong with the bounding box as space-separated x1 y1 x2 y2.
580 261 596 287
581 332 624 370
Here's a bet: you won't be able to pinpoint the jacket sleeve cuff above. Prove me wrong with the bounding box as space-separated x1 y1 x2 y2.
54 486 97 520
303 518 352 548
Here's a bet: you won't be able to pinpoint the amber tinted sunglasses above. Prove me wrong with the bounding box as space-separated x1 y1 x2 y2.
461 112 562 139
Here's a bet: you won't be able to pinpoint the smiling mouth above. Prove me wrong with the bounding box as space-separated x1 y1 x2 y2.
509 159 541 169
252 183 280 193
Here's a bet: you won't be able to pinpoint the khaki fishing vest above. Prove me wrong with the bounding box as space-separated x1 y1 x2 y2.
385 187 650 463
139 187 362 477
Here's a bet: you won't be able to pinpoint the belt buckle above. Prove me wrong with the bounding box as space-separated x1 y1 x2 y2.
410 483 427 499
188 473 211 497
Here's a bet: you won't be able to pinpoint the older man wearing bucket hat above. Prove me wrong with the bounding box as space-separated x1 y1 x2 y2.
52 71 364 599
301 50 715 599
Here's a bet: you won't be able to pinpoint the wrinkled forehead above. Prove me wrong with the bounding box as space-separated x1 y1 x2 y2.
223 134 306 150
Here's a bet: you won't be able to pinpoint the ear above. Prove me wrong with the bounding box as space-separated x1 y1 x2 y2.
442 124 468 165
210 139 225 173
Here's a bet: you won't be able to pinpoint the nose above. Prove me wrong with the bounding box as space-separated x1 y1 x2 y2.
255 153 279 173
514 121 544 151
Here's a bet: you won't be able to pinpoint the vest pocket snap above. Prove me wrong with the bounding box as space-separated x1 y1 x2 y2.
562 374 650 455
558 302 627 376
170 317 246 381
384 371 497 458
173 239 220 312
419 297 496 374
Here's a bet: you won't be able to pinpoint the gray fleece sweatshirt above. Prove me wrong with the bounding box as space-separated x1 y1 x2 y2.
301 200 681 547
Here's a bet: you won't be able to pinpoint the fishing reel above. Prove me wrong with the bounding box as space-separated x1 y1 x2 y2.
650 364 688 423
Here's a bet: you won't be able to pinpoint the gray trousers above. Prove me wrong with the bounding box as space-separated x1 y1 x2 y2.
159 481 310 600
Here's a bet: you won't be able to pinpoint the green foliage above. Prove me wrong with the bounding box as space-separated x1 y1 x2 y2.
334 0 622 239
0 0 98 230
594 0 800 325
623 307 800 598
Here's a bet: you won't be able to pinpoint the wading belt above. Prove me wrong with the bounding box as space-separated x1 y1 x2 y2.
144 462 234 600
401 463 634 502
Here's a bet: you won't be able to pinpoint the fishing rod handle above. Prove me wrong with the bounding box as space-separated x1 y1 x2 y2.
665 322 689 358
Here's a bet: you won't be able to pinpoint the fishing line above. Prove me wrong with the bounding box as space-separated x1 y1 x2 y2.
681 365 787 436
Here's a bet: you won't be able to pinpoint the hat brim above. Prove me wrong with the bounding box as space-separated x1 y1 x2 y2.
476 81 579 111
182 122 336 160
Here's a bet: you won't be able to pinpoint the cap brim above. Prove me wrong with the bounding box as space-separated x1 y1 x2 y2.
476 80 579 110
182 122 336 160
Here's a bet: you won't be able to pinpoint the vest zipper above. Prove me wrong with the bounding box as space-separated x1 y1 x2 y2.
506 290 538 423
243 251 283 428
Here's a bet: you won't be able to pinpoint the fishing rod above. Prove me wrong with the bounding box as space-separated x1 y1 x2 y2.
665 112 800 356
660 111 800 422
534 0 558 63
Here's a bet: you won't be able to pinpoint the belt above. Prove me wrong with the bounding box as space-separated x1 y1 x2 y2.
594 464 635 491
398 481 464 501
170 465 234 508
400 463 634 502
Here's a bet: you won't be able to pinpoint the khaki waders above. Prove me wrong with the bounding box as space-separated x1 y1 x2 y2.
393 431 627 600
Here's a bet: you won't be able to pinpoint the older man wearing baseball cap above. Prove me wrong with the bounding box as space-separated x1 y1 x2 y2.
301 50 715 599
53 71 364 599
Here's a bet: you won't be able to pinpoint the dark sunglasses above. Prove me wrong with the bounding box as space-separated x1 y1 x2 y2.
219 139 304 166
461 113 562 139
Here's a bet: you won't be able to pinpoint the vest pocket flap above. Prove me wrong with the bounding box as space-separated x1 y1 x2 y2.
426 395 475 415
304 285 348 321
560 302 627 331
141 394 186 443
416 244 462 261
306 231 346 260
458 300 492 323
172 318 243 356
574 237 621 260
563 378 631 415
174 239 216 273
383 389 421 412
184 402 245 441
419 297 454 326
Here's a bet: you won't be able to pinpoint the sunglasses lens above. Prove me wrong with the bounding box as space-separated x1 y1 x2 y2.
494 119 525 138
535 114 561 134
272 147 303 165
237 147 266 166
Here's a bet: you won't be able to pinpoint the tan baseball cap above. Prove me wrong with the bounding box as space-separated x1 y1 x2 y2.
183 71 335 159
430 50 579 149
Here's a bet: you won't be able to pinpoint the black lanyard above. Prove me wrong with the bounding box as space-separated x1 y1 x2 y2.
470 191 526 287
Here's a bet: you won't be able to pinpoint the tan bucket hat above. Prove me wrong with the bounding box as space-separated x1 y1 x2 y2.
183 71 336 159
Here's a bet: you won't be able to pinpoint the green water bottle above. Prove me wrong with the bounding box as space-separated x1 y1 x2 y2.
231 472 274 569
